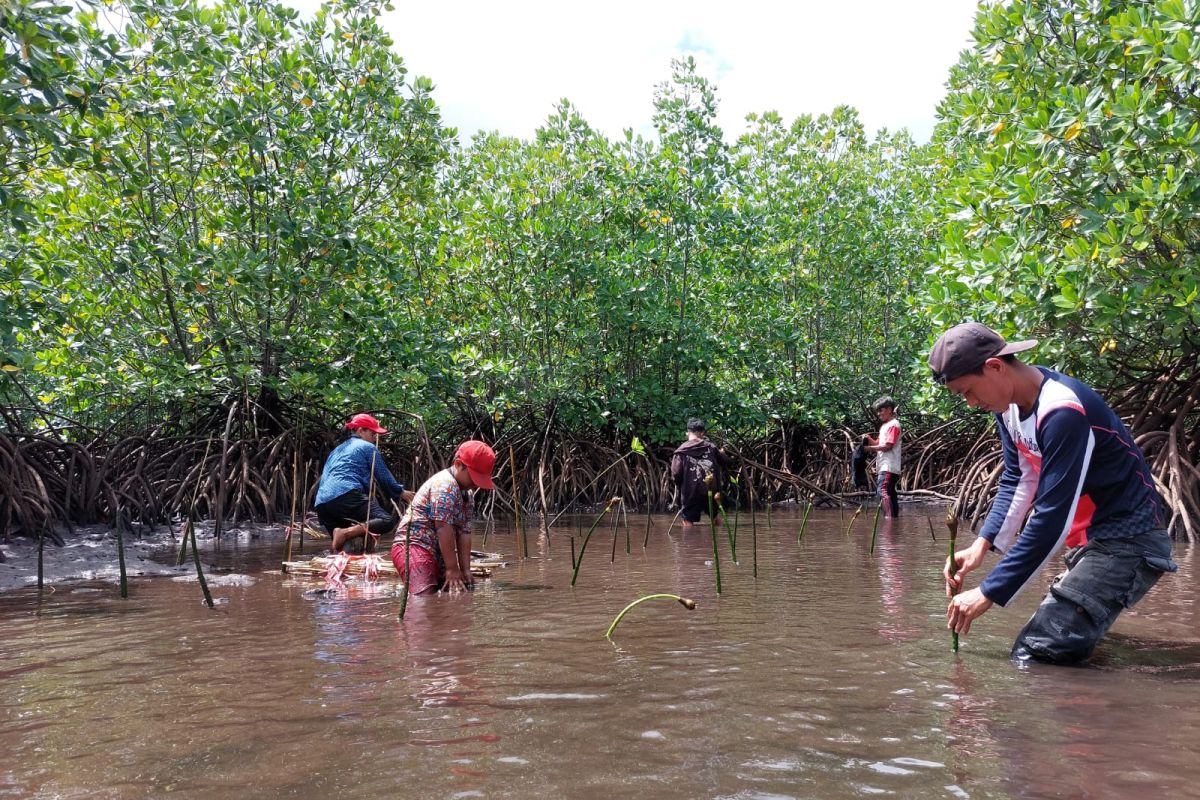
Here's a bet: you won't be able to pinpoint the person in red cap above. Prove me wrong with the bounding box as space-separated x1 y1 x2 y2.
391 440 496 595
931 322 1175 664
314 413 414 554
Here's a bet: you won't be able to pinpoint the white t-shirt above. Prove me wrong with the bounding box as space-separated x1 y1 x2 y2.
876 418 902 475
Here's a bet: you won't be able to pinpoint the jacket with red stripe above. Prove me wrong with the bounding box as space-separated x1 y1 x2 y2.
978 367 1167 607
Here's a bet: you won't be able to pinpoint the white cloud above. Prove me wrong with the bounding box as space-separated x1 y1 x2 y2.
286 0 979 143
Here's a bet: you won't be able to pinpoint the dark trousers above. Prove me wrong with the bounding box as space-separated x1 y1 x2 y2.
315 490 397 553
879 471 899 517
1012 532 1176 664
680 491 724 524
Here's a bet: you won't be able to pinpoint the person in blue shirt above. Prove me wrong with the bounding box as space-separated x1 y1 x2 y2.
314 413 415 554
930 323 1176 664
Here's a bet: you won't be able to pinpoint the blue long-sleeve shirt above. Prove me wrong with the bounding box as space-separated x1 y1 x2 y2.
978 368 1167 607
314 437 406 506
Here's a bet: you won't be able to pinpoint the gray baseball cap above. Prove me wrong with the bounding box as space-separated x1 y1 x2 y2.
929 323 1037 384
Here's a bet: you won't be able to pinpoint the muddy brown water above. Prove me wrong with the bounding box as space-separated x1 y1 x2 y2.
2 509 1199 799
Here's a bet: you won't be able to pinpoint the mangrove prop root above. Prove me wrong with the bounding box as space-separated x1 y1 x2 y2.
188 515 214 609
115 513 128 599
606 593 697 640
1 371 1197 546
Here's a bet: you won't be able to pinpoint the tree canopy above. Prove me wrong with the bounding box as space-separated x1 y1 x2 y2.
2 0 1196 453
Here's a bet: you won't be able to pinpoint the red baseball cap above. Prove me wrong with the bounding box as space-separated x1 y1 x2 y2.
454 440 496 490
345 412 387 434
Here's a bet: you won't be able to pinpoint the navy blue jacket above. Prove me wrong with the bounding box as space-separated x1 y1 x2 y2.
978 368 1167 607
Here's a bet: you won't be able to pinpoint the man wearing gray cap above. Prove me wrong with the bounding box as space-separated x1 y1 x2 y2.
929 322 1176 664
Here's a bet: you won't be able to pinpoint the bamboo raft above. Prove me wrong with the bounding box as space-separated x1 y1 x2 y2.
282 550 508 580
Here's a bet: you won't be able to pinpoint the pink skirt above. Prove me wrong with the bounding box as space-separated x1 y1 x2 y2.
390 542 442 595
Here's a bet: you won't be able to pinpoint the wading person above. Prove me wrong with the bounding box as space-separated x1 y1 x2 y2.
314 413 414 554
862 397 901 517
931 322 1176 664
670 419 733 531
390 440 496 595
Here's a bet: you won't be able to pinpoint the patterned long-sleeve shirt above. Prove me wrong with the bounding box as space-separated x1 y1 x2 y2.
977 368 1166 607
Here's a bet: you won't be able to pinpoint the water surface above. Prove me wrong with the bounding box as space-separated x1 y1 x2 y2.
2 509 1198 799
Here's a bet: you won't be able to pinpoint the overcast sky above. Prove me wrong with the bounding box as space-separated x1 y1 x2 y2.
287 1 981 144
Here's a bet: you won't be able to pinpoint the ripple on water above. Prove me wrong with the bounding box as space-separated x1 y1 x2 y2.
743 758 802 772
503 692 607 701
496 756 529 764
866 761 915 775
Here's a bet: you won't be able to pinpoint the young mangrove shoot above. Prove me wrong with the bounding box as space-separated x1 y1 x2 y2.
398 500 412 620
750 480 758 578
610 498 621 563
283 445 300 572
718 492 737 563
605 593 697 640
844 504 863 537
547 437 646 530
708 490 723 595
797 502 813 545
869 503 882 555
642 500 653 549
570 497 619 587
764 479 772 528
729 474 741 552
946 507 960 653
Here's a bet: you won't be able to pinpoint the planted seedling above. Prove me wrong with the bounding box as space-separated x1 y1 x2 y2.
606 594 697 640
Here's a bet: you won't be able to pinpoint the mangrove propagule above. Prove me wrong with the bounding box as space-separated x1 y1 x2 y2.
605 593 697 640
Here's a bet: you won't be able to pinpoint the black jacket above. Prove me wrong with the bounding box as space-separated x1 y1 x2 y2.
851 437 870 489
670 438 732 504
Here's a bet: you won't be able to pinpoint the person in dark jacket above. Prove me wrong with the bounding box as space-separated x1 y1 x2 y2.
670 419 733 530
314 412 415 554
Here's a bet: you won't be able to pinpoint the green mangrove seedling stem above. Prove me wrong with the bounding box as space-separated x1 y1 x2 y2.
398 499 412 620
844 504 863 537
869 503 882 555
606 593 697 640
796 501 816 544
708 491 722 595
946 508 960 653
570 499 618 586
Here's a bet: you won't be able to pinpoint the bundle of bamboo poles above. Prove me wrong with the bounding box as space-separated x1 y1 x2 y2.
282 551 506 580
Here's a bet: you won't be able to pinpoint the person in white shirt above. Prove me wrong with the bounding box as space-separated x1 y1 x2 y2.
863 397 901 517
